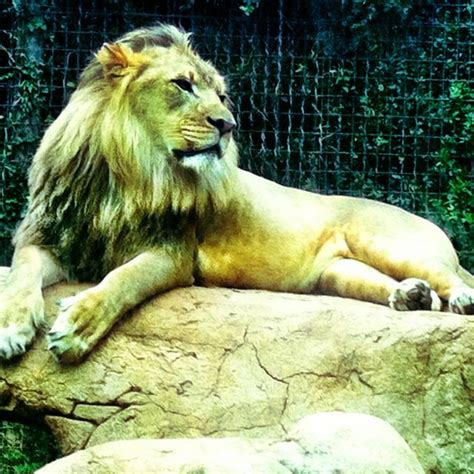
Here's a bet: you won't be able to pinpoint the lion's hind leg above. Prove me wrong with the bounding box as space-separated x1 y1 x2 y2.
317 258 399 306
0 246 65 360
317 259 442 311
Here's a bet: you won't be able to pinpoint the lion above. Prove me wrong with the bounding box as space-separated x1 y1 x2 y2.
0 25 472 363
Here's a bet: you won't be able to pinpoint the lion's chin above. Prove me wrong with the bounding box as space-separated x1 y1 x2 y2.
179 152 220 173
174 144 223 172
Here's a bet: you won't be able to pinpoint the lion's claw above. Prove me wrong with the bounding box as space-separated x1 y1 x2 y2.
449 288 474 315
47 328 90 364
0 289 44 361
0 324 32 360
47 293 102 363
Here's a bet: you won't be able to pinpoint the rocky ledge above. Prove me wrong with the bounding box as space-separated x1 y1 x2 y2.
0 268 472 472
37 412 424 473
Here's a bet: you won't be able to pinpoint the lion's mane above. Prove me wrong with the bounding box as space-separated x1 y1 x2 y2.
14 25 238 280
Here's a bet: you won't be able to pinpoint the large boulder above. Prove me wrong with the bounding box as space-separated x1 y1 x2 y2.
37 412 424 473
0 267 472 472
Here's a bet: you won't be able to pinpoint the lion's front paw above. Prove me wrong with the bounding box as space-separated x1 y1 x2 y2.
388 278 441 312
449 288 474 315
0 290 44 360
47 291 110 364
0 323 36 360
47 312 89 365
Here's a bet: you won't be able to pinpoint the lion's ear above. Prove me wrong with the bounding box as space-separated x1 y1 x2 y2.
96 43 148 78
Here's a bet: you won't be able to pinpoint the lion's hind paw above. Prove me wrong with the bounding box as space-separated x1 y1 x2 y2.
449 288 474 315
388 278 441 312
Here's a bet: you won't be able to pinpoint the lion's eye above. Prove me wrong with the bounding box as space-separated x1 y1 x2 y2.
219 94 227 103
172 78 194 93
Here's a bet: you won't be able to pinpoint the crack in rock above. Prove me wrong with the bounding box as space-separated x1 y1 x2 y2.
0 280 471 473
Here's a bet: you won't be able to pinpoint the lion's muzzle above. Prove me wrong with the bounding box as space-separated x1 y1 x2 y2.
207 116 236 135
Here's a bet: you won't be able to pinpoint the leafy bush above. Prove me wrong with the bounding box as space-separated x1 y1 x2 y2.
233 1 473 270
0 8 49 264
429 81 473 270
0 422 58 473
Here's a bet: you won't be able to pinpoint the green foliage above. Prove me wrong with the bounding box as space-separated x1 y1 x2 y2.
242 2 473 270
239 0 260 16
0 13 49 262
318 0 434 56
429 81 474 269
0 422 58 473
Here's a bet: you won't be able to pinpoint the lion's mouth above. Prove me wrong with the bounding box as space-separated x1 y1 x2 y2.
173 144 221 161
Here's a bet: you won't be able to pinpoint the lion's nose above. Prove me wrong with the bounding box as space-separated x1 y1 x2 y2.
207 116 236 135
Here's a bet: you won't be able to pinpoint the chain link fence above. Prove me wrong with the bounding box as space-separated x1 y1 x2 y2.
1 0 473 268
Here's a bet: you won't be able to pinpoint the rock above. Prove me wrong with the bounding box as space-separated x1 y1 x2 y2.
0 267 472 472
36 438 280 474
280 412 424 472
37 412 424 473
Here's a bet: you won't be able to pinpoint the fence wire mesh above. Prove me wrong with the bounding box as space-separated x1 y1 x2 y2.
0 0 473 268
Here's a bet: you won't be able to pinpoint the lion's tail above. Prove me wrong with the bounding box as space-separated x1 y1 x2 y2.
458 266 474 288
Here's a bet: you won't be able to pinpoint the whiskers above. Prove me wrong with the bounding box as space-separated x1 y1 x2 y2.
179 121 219 151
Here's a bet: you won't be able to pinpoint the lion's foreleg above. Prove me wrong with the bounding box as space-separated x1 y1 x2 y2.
316 258 441 311
0 245 66 359
47 248 193 364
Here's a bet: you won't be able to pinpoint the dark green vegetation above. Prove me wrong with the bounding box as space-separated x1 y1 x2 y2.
230 1 473 271
1 1 49 264
0 421 58 474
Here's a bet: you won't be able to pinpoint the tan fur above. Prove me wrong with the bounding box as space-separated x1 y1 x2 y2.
14 25 237 280
0 25 472 364
198 172 472 301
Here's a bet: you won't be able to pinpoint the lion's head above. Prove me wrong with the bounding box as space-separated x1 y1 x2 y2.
32 25 238 220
